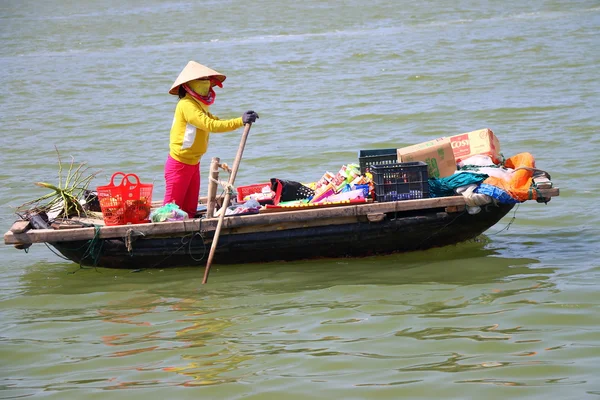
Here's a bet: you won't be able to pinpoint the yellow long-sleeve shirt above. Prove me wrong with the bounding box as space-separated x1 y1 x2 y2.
169 94 244 165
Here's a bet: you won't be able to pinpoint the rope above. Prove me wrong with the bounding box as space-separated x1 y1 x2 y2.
415 202 520 247
187 231 208 262
139 239 188 270
487 204 520 235
125 229 133 253
124 228 145 254
79 225 104 267
44 242 71 260
528 182 550 204
209 177 235 195
218 163 231 173
45 201 210 270
141 230 207 270
66 225 106 274
414 209 468 248
514 167 552 180
63 219 207 272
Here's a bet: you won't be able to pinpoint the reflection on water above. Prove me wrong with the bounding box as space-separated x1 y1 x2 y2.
395 324 528 342
6 240 596 397
95 296 254 387
456 377 588 388
17 238 546 295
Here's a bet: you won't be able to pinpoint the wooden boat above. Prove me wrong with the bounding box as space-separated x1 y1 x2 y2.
4 152 559 269
4 184 558 269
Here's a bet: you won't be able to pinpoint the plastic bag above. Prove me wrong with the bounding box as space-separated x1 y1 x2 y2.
455 184 493 207
225 199 261 216
150 203 189 222
457 155 496 168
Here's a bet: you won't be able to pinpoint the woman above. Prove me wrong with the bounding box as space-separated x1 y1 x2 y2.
164 60 258 218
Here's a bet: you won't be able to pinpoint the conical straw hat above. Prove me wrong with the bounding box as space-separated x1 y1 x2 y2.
169 61 227 95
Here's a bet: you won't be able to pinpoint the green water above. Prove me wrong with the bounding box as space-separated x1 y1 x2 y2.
1 0 599 398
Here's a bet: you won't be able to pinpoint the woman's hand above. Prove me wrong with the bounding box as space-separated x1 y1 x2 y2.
242 110 259 124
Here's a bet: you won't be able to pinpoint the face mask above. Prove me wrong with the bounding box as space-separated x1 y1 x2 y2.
187 79 211 96
182 79 216 105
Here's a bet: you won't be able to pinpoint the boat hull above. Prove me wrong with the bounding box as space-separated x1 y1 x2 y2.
51 203 514 268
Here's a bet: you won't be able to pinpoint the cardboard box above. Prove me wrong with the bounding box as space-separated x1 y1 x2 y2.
397 137 457 178
449 128 501 164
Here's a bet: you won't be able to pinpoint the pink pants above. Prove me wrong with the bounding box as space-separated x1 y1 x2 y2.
163 155 200 218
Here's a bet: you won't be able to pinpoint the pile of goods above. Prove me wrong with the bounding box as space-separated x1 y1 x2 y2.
234 127 549 215
237 163 373 210
309 163 369 204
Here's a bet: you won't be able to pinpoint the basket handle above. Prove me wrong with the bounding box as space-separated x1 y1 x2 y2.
108 172 127 187
123 173 141 186
120 174 143 192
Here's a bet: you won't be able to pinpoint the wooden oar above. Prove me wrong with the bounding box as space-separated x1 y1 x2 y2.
202 122 252 284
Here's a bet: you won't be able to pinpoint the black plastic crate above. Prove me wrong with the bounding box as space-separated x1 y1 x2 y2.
371 162 429 202
358 148 397 175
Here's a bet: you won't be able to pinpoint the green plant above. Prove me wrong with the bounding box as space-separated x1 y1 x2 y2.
16 147 100 219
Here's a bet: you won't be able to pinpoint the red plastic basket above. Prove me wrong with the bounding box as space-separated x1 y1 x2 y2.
97 172 153 226
236 182 275 204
